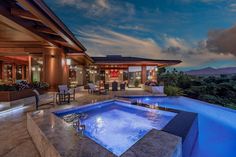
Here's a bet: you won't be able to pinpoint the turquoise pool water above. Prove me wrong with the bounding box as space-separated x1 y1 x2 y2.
126 96 236 157
55 101 176 156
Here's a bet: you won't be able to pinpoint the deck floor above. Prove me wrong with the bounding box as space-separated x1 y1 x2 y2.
0 90 153 157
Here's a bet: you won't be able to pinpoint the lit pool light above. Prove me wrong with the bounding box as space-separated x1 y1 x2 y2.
56 101 176 156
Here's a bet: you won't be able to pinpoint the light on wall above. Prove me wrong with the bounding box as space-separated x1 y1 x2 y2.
66 59 71 66
32 67 36 71
155 67 158 72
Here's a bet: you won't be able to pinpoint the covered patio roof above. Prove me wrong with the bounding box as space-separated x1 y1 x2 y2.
0 0 86 55
92 55 182 68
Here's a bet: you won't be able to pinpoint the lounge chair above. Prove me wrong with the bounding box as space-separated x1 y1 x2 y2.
88 83 100 94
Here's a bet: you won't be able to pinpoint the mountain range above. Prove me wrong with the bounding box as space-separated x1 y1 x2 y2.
185 67 236 76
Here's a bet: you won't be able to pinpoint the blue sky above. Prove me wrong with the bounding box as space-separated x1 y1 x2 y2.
45 0 236 70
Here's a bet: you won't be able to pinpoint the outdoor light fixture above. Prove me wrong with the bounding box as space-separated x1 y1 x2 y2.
38 67 41 71
32 67 36 71
66 59 71 65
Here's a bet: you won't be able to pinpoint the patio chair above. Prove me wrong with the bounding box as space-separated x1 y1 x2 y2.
33 89 40 110
57 85 75 104
88 83 100 94
112 81 118 91
33 89 54 110
120 83 125 91
104 83 109 91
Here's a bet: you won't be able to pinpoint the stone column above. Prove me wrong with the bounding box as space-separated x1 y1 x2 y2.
28 56 32 83
43 48 68 91
0 61 2 80
141 66 147 84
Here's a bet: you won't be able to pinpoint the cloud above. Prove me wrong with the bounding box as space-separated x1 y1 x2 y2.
77 27 161 58
76 26 236 69
77 27 235 69
229 3 236 12
97 0 109 9
206 26 236 56
116 25 149 32
162 35 235 68
180 0 225 3
164 37 189 53
57 0 135 18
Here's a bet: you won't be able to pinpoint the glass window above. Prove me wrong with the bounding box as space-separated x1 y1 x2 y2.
31 56 43 82
146 66 157 81
16 65 23 80
69 66 84 87
128 66 141 87
3 64 13 83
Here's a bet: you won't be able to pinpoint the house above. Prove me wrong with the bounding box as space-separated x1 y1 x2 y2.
0 0 181 90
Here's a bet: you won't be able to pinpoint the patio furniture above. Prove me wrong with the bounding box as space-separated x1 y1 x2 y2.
112 81 118 91
33 89 54 110
104 83 109 91
88 83 100 94
152 86 165 95
33 89 40 110
120 83 125 91
56 85 75 104
99 87 107 95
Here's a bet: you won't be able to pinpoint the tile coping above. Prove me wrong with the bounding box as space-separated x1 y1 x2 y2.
27 99 190 157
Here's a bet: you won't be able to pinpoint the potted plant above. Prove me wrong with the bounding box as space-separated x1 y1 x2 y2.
134 79 140 87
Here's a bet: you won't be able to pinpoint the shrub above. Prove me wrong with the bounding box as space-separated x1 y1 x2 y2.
32 81 49 89
134 79 140 87
0 81 49 91
164 86 184 96
0 85 17 91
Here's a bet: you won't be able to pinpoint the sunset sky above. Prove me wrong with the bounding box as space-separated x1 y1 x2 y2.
45 0 236 70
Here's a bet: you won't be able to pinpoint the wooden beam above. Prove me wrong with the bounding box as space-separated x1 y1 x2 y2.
11 7 41 22
35 25 59 36
0 56 28 65
16 0 86 51
0 47 44 55
0 41 49 48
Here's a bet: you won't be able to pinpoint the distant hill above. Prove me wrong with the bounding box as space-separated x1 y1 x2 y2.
185 67 236 76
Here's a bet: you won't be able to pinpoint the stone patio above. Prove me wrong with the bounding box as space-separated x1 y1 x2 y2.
0 90 153 157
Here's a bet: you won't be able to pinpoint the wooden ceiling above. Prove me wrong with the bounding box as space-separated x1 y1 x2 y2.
0 0 86 55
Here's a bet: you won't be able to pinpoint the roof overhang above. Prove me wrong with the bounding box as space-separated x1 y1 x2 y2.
67 53 94 65
92 56 182 68
0 0 86 53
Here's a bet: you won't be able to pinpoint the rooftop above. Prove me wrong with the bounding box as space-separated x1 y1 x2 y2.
92 55 182 67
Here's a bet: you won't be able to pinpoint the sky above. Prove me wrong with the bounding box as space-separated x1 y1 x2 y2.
44 0 236 71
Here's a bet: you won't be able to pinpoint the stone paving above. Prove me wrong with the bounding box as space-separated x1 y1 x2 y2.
0 90 153 157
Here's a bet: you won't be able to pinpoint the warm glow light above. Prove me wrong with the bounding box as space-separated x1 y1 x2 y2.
38 67 41 71
66 59 71 65
32 67 36 71
155 67 158 71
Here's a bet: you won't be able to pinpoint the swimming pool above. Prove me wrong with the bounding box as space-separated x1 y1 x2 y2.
123 96 236 157
55 101 177 156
